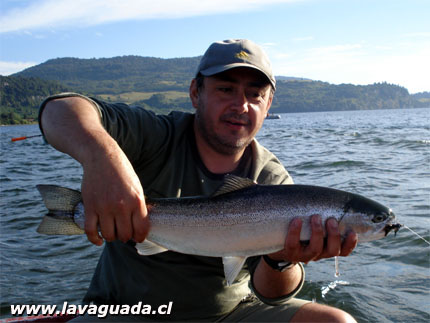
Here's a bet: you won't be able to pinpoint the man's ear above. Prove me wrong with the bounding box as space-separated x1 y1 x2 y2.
189 79 199 109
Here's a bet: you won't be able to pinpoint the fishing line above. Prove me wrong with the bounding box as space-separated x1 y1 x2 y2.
334 256 340 277
321 225 430 298
403 225 430 246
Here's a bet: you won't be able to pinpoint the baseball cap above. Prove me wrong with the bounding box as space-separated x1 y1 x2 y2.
196 39 276 90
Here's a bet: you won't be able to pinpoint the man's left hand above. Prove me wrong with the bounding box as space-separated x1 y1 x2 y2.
269 215 358 264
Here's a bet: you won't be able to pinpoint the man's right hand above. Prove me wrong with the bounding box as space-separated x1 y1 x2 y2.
81 139 150 245
41 96 150 246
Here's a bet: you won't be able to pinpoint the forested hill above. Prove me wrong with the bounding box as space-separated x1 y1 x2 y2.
1 75 68 124
15 56 201 94
1 55 429 125
270 81 423 112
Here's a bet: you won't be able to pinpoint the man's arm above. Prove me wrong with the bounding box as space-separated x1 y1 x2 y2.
252 215 358 299
40 96 149 245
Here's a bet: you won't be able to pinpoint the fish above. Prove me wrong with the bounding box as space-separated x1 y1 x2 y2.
36 175 401 285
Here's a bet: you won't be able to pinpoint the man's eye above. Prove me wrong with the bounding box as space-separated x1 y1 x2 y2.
248 91 264 100
218 87 232 93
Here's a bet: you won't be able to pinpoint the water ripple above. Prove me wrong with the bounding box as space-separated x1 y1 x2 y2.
1 109 430 321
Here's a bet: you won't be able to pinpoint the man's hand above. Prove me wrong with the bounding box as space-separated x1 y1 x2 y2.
81 139 150 246
269 215 358 264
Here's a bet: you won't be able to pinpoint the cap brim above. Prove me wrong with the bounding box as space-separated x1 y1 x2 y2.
200 63 276 90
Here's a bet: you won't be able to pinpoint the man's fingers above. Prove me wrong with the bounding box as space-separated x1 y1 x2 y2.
279 215 357 264
305 215 324 261
282 218 302 261
115 213 133 243
268 217 302 262
132 201 150 243
84 210 103 246
340 231 358 256
285 218 302 246
83 197 149 245
98 212 117 242
284 215 324 263
312 218 341 261
324 218 341 257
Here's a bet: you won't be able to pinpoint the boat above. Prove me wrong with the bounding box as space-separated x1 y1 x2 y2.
265 113 281 119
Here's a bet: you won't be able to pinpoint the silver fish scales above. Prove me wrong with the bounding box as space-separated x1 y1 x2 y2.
36 175 401 285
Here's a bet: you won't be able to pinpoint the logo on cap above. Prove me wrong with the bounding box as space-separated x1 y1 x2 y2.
235 51 249 60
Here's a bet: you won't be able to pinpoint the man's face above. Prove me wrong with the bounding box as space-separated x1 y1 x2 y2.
191 67 273 156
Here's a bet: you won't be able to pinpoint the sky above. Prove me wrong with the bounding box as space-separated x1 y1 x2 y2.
0 0 429 93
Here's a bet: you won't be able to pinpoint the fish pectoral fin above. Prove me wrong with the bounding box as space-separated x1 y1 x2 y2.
135 240 169 255
212 175 256 197
222 256 247 286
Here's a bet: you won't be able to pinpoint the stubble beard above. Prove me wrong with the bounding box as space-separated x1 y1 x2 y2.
194 103 252 156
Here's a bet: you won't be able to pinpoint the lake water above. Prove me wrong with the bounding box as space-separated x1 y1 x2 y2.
1 108 429 322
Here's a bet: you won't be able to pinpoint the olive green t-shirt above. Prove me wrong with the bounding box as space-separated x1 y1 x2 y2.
39 93 294 320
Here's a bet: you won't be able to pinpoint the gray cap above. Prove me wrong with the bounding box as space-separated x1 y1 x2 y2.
196 39 276 90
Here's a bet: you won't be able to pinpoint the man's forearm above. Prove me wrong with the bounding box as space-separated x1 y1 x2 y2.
252 256 303 299
40 96 115 165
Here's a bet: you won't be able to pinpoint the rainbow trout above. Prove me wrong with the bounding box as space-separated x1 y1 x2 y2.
36 175 401 285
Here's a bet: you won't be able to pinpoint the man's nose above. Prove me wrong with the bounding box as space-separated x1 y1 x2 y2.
231 90 249 113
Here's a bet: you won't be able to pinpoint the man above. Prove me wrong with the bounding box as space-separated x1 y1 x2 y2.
39 39 357 322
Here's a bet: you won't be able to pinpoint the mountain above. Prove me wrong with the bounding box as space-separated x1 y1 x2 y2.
1 55 428 125
276 76 313 82
271 80 418 112
15 56 201 94
412 91 430 98
1 75 69 124
411 91 430 105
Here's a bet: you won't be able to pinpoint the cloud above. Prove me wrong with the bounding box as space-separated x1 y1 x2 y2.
0 61 38 76
0 0 300 33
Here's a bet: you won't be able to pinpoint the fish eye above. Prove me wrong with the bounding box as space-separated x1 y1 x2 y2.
373 213 387 223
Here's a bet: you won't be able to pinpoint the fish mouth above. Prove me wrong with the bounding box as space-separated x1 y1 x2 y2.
384 223 402 236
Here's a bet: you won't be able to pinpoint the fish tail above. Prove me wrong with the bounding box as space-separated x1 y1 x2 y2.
36 185 85 235
37 214 85 235
37 185 82 212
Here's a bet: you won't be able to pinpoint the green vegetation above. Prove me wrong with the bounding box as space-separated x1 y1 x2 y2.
15 56 200 94
412 91 430 105
1 55 428 125
271 81 419 112
1 75 68 124
98 91 189 105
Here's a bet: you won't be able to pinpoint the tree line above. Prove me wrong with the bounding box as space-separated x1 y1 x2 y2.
1 76 68 124
1 55 429 125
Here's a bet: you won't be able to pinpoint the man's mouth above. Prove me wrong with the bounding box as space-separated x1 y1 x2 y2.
221 115 250 127
226 120 247 126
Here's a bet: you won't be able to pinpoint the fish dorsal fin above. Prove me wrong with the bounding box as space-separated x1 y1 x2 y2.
135 240 169 255
222 256 247 286
212 175 256 197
